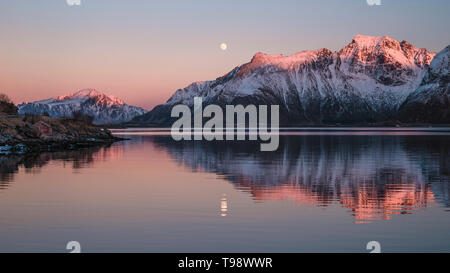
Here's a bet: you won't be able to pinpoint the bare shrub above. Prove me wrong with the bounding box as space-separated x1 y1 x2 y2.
0 93 12 104
0 93 18 115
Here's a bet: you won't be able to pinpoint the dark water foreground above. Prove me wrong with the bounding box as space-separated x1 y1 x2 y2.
0 129 449 252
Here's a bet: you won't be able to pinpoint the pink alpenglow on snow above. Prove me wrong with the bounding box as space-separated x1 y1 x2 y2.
18 89 147 125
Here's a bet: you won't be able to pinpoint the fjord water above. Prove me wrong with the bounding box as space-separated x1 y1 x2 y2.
0 129 449 252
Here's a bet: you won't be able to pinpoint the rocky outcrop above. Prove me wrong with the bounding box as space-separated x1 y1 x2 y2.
0 115 121 154
34 121 53 136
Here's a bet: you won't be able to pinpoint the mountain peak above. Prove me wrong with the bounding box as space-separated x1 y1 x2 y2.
339 34 435 72
353 34 395 42
56 89 125 106
237 48 332 77
73 88 101 97
249 52 282 65
249 48 332 65
57 88 100 100
349 34 401 52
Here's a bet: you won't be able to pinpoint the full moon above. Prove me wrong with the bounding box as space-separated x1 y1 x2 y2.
220 43 227 51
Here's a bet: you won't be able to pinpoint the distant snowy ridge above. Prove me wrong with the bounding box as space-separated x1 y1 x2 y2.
132 35 446 125
19 89 147 125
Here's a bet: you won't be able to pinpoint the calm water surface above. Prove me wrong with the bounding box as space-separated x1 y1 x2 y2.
0 129 449 252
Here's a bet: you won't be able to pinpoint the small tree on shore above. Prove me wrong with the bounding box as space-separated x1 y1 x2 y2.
0 93 18 115
0 93 13 104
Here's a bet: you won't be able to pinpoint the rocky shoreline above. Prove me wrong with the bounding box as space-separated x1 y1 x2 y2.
0 115 123 154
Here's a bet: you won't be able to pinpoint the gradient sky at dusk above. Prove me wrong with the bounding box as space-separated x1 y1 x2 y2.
1 0 449 109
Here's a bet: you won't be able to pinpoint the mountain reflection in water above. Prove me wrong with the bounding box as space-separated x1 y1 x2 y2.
0 145 122 187
149 134 450 223
1 134 449 224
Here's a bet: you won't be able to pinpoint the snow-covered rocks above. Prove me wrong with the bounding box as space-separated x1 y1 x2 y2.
398 46 450 123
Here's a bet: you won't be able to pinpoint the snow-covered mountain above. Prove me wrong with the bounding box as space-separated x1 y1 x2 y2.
132 35 443 125
398 45 450 123
18 89 147 124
